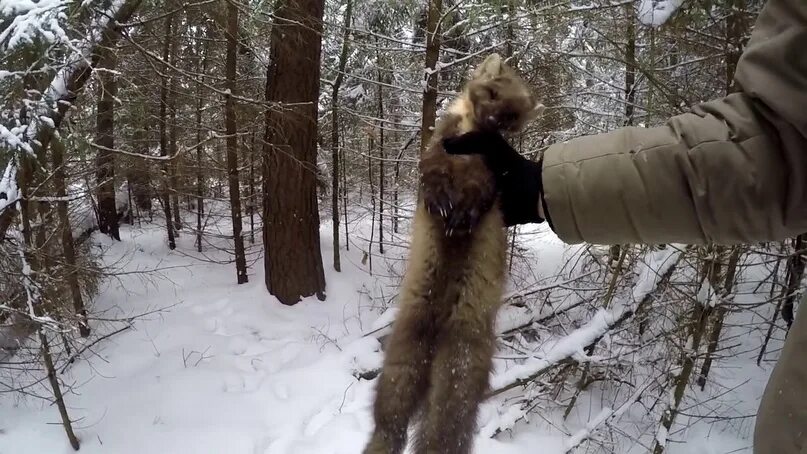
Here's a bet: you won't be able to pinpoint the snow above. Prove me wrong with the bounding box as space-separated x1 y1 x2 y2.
632 248 679 303
490 308 619 390
0 214 773 454
0 160 19 213
0 0 69 51
637 0 685 27
344 84 365 101
656 425 669 445
37 115 55 128
0 123 32 153
564 407 613 451
1 220 385 454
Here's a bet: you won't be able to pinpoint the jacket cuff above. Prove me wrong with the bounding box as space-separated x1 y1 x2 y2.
540 142 584 244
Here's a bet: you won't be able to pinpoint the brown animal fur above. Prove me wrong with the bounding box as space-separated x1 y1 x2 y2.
363 54 543 454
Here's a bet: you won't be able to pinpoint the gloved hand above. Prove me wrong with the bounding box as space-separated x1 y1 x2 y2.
441 130 547 227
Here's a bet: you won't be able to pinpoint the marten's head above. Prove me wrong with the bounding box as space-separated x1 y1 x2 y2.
466 53 543 133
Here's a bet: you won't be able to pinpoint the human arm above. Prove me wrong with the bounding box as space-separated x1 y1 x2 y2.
444 0 807 246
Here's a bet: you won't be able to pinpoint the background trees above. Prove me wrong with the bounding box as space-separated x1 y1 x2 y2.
0 0 790 451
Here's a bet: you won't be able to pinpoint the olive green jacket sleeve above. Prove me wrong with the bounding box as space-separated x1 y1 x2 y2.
541 0 807 246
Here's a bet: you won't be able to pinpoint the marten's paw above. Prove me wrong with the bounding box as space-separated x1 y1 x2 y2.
419 152 496 235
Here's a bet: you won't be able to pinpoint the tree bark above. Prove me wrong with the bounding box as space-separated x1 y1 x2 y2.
96 50 120 240
698 246 743 388
367 132 375 274
195 37 208 252
39 328 80 450
653 252 716 454
18 147 80 451
262 0 327 304
725 0 748 95
341 134 349 250
376 45 385 255
418 0 443 155
159 13 177 250
623 4 636 126
0 0 142 241
169 76 181 231
225 0 248 284
53 138 89 337
249 132 256 245
330 0 352 272
782 234 804 330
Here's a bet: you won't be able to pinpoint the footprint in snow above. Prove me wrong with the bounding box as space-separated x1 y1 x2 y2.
302 396 355 438
223 372 264 393
204 317 227 335
196 298 233 315
303 404 336 437
228 336 249 355
273 382 289 400
234 356 263 373
279 343 303 365
223 373 245 393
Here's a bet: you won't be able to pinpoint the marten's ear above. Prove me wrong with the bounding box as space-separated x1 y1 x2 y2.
472 53 503 80
528 103 546 122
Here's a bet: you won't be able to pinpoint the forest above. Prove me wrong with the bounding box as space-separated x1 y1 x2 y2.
0 0 796 453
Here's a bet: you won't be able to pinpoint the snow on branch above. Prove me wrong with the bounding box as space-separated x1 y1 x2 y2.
0 161 19 213
32 0 131 141
637 0 684 27
0 0 142 229
563 378 659 452
0 0 70 51
489 248 682 396
489 308 623 392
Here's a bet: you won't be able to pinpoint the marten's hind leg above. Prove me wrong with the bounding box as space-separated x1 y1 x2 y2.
363 302 437 454
412 314 495 454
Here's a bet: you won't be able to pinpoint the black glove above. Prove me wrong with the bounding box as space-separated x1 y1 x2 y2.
442 130 547 227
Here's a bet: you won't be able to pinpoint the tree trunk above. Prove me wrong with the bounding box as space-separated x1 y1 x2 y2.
168 11 182 232
653 300 710 454
159 13 177 250
341 136 349 251
725 0 748 95
330 0 352 272
653 253 716 454
698 246 743 389
249 132 256 245
0 0 142 241
262 0 327 304
225 0 248 284
39 328 80 450
96 50 120 240
782 234 804 330
392 116 400 235
419 0 443 155
376 45 385 255
53 138 89 337
18 151 80 450
169 53 181 232
758 246 785 365
367 132 375 274
195 38 207 253
623 4 636 126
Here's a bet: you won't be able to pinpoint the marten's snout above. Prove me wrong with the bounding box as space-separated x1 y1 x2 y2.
478 102 516 130
497 110 519 129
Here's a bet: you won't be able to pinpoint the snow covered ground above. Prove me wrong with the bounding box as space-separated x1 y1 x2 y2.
0 215 775 454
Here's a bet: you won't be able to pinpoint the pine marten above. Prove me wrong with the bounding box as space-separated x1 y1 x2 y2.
363 54 543 454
